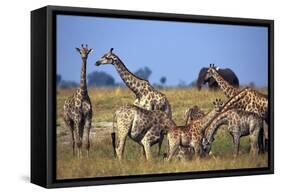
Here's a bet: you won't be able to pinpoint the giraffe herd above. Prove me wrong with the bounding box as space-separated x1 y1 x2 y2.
63 45 269 161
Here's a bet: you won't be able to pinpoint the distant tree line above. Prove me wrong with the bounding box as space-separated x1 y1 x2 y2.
58 66 220 89
87 71 115 87
57 66 157 88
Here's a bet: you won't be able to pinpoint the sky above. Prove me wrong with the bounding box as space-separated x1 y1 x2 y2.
56 15 268 87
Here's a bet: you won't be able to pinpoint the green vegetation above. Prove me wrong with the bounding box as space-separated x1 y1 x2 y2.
56 87 268 179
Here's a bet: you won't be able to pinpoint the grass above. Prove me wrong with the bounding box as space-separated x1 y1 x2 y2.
56 87 268 179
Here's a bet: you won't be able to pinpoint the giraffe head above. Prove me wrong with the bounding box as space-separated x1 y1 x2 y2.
201 137 212 154
213 98 224 112
201 98 224 154
204 64 220 82
95 48 118 66
76 44 93 59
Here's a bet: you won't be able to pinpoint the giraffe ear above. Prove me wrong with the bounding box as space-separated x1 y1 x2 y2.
75 48 80 53
88 48 94 54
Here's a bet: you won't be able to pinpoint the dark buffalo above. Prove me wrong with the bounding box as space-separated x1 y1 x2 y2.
196 66 239 90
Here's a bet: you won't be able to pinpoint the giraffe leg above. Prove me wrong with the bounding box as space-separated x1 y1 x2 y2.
158 132 164 156
74 120 83 159
71 130 75 156
263 120 269 152
140 146 146 157
116 131 127 160
257 125 264 154
166 136 180 162
250 134 259 157
64 116 75 156
84 115 92 158
141 137 152 161
232 133 240 158
157 136 164 156
250 123 260 157
167 144 178 162
193 143 201 161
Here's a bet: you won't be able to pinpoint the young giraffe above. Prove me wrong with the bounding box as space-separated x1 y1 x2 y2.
95 48 172 117
202 108 263 157
63 44 93 158
166 99 224 161
172 106 206 160
111 104 176 160
204 64 239 98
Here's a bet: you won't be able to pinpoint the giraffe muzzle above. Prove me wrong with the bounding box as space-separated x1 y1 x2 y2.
95 61 101 66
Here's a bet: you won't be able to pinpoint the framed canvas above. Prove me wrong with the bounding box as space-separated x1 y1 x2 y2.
31 5 274 188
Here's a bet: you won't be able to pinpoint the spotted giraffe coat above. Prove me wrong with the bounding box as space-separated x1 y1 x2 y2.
96 48 172 117
166 99 224 161
63 44 93 158
203 108 263 157
112 104 176 160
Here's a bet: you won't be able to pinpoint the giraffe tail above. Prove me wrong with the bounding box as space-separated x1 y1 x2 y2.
111 112 117 158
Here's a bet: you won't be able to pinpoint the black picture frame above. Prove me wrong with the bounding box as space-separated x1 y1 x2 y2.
31 5 274 188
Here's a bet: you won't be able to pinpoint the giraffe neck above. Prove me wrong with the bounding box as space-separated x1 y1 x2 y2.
80 58 88 94
199 109 219 132
113 57 144 97
205 111 229 143
211 70 237 98
220 87 248 112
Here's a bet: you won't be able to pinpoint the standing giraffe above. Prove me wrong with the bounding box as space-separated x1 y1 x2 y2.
95 48 172 117
111 104 176 160
202 108 263 157
166 99 224 161
219 87 268 151
63 44 93 158
171 106 206 160
204 64 239 98
205 64 268 151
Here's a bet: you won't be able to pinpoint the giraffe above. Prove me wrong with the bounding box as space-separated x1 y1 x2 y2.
218 86 268 149
202 108 263 157
63 44 93 158
204 64 239 98
95 48 172 117
205 64 268 151
172 106 205 160
205 64 268 118
166 99 224 161
111 104 176 160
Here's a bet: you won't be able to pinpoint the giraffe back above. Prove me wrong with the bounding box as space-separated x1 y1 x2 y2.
220 87 268 119
114 104 175 143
